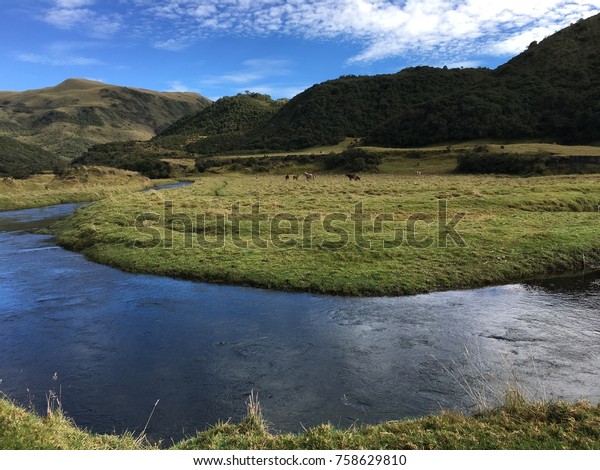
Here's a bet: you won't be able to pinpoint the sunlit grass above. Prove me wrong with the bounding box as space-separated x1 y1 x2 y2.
0 166 155 211
2 393 599 450
0 397 147 450
55 172 600 296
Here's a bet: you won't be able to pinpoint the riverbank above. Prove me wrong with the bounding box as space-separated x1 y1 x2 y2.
1 395 599 449
55 173 600 296
0 167 157 211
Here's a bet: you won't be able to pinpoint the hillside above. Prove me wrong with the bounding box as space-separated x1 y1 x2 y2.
368 16 600 147
74 93 288 175
0 78 211 159
185 13 600 153
160 92 287 139
0 135 65 178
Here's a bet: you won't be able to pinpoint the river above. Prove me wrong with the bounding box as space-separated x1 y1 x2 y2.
1 195 599 443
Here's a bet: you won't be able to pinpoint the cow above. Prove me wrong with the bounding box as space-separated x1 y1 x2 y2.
345 173 361 181
304 172 314 181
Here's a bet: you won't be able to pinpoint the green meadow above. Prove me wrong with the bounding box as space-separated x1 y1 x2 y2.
4 149 600 449
0 166 154 211
55 168 600 296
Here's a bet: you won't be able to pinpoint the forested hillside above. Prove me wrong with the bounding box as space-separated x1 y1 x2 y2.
0 136 64 178
185 13 600 154
75 93 288 174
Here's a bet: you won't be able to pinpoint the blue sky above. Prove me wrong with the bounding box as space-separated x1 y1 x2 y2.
1 1 600 100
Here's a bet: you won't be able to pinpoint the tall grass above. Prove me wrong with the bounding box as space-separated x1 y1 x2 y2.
0 166 153 211
55 172 600 296
1 383 599 449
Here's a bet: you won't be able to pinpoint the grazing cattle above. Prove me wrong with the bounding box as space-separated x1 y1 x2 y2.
415 171 422 176
345 173 360 181
292 174 299 180
304 172 314 181
597 204 600 212
285 174 290 180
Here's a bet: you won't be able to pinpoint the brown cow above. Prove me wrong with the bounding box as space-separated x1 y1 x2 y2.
345 173 360 181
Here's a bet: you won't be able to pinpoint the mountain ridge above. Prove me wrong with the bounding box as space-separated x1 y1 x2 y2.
0 78 211 159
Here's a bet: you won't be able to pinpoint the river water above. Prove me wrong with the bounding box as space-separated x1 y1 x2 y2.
1 198 599 443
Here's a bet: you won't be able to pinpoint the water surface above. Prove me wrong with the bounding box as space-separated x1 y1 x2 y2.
1 202 599 443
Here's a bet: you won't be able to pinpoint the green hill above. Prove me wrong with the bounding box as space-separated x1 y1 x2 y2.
187 13 600 154
74 93 288 174
0 136 64 178
161 92 287 138
368 16 600 147
157 92 287 153
0 78 211 159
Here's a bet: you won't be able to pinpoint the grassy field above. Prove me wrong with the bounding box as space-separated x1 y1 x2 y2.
0 166 156 211
362 141 600 156
2 394 599 450
55 171 600 296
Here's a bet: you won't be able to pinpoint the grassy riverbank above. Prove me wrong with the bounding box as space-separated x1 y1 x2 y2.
55 172 600 296
0 167 154 211
2 395 599 450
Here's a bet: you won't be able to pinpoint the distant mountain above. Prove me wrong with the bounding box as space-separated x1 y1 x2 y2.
184 13 600 153
75 93 288 174
0 78 211 159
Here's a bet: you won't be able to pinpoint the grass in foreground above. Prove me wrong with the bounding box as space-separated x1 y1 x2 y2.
2 394 599 450
0 166 154 211
0 397 145 450
55 172 600 296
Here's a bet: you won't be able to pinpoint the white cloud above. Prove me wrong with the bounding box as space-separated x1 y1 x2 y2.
242 84 308 99
16 40 104 68
199 58 292 86
17 52 103 66
132 0 600 64
55 0 95 7
43 0 122 38
194 57 300 98
154 39 189 51
36 0 600 65
166 80 194 92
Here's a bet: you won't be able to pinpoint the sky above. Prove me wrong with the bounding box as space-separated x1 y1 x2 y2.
1 0 600 100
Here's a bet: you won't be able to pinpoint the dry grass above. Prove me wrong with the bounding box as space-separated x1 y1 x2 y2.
362 141 600 157
0 166 154 211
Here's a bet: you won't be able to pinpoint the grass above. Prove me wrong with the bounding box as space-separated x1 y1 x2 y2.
0 396 145 450
4 151 600 450
0 166 156 211
55 171 600 296
2 393 599 450
362 141 600 157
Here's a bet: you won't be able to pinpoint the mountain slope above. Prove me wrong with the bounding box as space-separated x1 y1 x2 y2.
161 92 287 139
0 135 65 177
186 13 600 153
368 15 600 147
0 79 211 158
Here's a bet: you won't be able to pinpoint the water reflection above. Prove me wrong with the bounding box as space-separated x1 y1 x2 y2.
0 203 599 443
